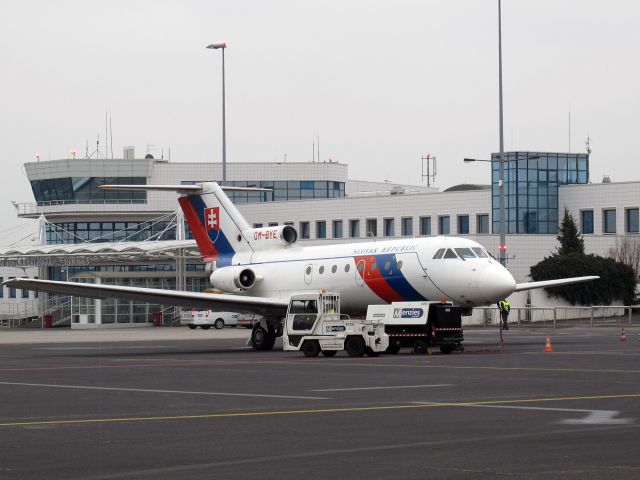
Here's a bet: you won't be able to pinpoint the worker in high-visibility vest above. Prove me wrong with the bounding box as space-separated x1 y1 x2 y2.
498 299 510 330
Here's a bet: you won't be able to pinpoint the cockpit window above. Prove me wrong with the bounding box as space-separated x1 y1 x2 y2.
433 248 445 259
472 247 488 258
455 248 476 259
443 248 458 259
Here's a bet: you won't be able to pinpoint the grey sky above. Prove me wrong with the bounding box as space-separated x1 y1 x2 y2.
1 0 638 242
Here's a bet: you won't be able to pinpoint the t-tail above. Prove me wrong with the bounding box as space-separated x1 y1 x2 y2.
99 182 298 266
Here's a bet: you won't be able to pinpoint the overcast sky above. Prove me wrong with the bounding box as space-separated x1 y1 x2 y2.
1 0 638 242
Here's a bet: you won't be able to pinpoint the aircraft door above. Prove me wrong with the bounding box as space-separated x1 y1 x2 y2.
304 264 313 285
355 259 365 287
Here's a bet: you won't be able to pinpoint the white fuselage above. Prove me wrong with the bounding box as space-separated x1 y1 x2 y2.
218 236 516 315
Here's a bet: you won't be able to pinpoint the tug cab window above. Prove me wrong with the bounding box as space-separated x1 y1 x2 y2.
433 248 445 259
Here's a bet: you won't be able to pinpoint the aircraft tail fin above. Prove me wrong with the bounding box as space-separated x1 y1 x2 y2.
100 182 269 264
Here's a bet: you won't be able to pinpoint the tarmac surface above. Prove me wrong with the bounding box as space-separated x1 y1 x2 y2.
0 326 639 479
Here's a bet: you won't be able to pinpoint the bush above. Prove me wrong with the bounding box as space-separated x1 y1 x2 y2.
530 252 635 305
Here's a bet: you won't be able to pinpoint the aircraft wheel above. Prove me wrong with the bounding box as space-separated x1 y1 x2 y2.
213 319 225 329
201 325 211 330
187 325 197 330
251 325 276 351
365 347 380 357
412 340 428 355
302 341 320 357
440 345 454 354
322 350 337 357
345 336 366 357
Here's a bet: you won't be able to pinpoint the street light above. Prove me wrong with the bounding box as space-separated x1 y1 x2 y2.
463 155 539 264
206 42 227 181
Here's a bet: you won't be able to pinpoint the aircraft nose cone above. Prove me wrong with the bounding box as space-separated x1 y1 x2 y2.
479 264 516 302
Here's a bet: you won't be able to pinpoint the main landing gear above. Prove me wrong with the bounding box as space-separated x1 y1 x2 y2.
251 321 277 351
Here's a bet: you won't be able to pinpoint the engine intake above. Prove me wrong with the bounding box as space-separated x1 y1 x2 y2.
210 266 257 292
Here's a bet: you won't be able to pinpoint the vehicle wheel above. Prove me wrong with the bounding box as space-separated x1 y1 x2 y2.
201 325 211 330
440 345 454 354
187 325 197 330
386 344 401 354
251 325 276 351
322 350 337 357
302 341 320 357
213 319 225 329
365 347 380 357
345 336 366 357
412 340 428 355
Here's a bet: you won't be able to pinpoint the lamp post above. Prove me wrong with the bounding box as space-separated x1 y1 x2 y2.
464 155 539 265
206 42 227 181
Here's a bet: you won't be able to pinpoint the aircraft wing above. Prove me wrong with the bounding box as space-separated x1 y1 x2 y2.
514 275 599 292
3 278 289 317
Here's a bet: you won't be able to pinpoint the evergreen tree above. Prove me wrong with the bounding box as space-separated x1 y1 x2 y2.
556 208 584 255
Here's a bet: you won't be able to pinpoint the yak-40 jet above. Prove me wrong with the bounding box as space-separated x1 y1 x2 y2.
6 182 597 350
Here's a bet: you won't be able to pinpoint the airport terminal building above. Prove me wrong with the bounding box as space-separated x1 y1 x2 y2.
1 150 637 326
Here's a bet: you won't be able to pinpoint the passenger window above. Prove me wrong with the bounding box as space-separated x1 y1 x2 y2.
384 261 391 272
455 248 476 259
443 248 458 259
472 247 487 258
397 260 403 270
345 264 351 272
319 266 325 274
331 265 337 273
357 262 364 272
433 248 445 259
371 262 378 272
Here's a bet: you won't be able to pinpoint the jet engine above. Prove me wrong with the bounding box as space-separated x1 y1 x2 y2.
209 266 258 292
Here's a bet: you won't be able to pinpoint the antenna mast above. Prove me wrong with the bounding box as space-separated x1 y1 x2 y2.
421 153 437 187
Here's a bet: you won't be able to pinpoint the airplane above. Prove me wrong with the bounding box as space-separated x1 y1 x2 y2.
5 182 598 350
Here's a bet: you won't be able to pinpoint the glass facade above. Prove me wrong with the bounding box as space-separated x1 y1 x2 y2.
491 152 589 234
182 180 345 204
316 221 327 239
30 177 146 204
46 220 182 244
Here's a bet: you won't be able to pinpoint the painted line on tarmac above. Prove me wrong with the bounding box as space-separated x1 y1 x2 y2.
1 392 639 428
310 384 451 392
411 402 634 425
0 381 329 400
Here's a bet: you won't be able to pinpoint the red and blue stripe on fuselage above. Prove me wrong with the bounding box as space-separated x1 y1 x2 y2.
355 253 427 302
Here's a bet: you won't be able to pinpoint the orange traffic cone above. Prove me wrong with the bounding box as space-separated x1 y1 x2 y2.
620 328 627 342
544 336 553 352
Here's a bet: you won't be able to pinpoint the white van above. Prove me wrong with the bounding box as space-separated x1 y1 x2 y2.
180 310 260 330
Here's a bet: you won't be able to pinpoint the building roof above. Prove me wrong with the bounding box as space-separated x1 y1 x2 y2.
0 240 201 267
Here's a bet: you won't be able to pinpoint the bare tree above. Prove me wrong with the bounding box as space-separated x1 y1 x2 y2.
609 237 640 283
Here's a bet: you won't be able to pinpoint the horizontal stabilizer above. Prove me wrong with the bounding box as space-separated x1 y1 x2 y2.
514 275 599 292
99 184 271 193
3 278 289 317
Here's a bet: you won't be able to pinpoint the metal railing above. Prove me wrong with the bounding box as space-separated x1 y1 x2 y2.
15 199 147 216
470 305 637 328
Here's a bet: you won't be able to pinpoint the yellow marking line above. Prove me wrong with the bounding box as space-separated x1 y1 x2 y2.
1 392 639 428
